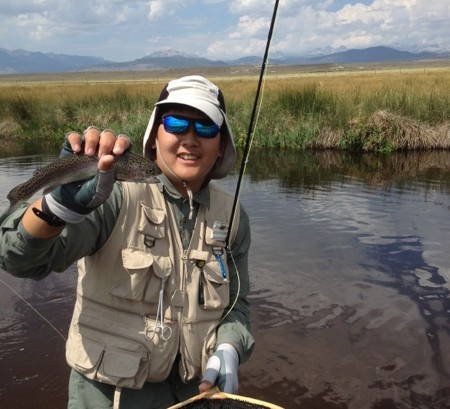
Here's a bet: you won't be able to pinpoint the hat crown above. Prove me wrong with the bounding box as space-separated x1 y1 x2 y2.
166 76 220 103
157 75 225 126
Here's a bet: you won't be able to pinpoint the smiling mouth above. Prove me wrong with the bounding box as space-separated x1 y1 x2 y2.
179 153 199 161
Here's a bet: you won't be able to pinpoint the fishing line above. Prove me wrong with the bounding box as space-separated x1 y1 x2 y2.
225 0 280 248
0 277 67 342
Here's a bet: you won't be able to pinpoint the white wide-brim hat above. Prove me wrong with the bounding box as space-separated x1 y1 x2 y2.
143 75 236 180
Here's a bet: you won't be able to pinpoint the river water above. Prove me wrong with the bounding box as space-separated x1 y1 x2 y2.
1 149 450 409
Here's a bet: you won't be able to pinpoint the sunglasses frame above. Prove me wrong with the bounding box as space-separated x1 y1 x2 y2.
162 115 220 139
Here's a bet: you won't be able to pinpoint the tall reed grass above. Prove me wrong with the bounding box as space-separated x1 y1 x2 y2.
0 68 449 152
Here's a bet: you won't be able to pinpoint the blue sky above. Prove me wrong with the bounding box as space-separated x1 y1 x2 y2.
0 0 448 62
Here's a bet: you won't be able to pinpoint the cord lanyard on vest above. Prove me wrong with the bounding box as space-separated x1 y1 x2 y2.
145 277 173 342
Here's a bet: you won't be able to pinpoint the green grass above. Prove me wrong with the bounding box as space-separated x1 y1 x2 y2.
0 67 449 153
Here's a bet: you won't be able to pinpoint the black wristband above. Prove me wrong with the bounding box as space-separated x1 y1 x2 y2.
32 197 66 227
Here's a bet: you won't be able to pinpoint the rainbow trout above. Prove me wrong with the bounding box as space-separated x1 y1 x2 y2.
6 152 161 210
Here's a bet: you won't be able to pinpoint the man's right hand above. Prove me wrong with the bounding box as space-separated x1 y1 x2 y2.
44 127 132 224
65 126 131 161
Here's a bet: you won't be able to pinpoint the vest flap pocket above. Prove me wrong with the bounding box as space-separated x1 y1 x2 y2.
139 203 166 238
122 248 154 270
69 322 151 388
111 248 153 301
204 260 228 284
151 255 172 279
66 335 104 371
103 348 143 378
189 250 209 261
201 262 230 310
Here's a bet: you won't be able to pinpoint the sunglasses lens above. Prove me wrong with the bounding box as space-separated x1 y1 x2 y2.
195 122 220 138
163 116 189 134
162 115 219 138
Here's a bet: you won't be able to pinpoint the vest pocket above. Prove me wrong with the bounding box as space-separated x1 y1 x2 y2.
180 321 218 381
201 261 230 310
66 334 104 378
110 248 172 303
66 325 151 389
139 203 166 238
101 347 147 384
110 248 154 301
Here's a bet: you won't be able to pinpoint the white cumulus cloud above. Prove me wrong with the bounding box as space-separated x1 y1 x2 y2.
0 0 448 61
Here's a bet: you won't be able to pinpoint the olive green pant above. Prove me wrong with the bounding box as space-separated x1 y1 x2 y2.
68 369 200 409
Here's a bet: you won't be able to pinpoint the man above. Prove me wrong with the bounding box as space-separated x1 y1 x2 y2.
0 76 254 408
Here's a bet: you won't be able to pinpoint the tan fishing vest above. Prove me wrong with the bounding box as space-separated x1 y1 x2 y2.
65 181 239 389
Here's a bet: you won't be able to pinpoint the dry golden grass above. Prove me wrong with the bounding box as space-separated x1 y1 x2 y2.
0 60 449 152
372 111 442 149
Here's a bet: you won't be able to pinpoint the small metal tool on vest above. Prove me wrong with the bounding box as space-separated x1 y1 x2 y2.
196 260 206 306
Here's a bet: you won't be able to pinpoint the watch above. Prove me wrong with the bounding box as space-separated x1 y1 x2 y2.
32 197 66 227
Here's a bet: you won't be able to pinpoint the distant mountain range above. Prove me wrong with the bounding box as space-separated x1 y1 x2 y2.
0 46 449 74
0 48 106 74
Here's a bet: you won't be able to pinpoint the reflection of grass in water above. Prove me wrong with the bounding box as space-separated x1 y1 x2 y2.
0 68 449 152
245 149 450 191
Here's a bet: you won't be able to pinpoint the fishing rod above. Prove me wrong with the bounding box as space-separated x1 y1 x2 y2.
225 0 280 247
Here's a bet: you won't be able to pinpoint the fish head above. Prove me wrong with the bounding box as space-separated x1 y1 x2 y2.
115 154 162 183
130 164 162 183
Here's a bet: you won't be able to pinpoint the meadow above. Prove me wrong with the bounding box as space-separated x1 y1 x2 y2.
0 62 449 154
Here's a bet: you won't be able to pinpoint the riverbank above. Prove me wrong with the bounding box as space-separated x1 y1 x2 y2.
0 62 449 154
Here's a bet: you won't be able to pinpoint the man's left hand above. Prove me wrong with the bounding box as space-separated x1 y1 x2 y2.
199 343 239 394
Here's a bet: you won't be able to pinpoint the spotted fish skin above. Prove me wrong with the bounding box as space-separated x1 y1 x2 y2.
6 152 161 209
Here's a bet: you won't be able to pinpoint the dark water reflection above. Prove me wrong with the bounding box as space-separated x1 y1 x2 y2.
1 150 450 408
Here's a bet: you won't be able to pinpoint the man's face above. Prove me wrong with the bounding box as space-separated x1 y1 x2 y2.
153 107 223 194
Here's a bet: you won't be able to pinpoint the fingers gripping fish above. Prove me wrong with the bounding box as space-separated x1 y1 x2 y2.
5 152 161 213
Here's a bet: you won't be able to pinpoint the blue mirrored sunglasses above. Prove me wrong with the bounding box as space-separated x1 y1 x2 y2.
162 115 220 139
